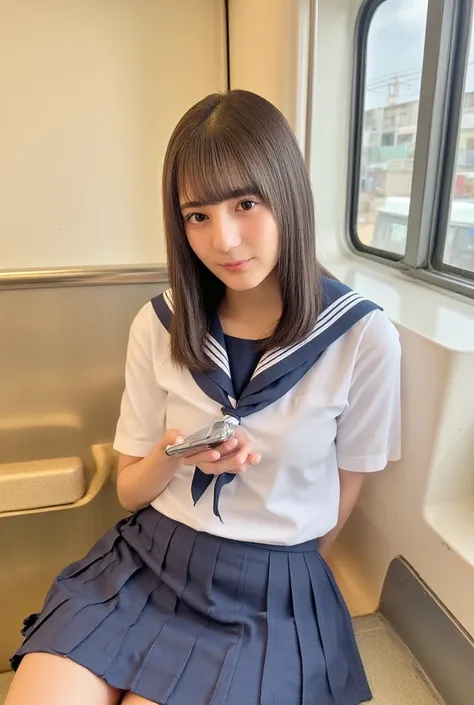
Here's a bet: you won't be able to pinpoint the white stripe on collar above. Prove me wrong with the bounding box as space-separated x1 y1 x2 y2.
163 288 174 312
257 290 360 370
163 289 231 377
162 287 370 381
252 291 364 378
206 336 228 368
205 337 231 377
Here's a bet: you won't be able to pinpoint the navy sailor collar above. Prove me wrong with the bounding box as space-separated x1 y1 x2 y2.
151 276 381 520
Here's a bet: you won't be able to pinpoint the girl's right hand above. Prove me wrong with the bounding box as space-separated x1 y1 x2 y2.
117 429 261 513
161 428 261 476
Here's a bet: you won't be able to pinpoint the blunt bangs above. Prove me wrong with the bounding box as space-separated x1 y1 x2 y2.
175 123 268 209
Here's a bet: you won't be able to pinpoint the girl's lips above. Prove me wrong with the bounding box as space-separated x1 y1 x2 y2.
222 259 251 271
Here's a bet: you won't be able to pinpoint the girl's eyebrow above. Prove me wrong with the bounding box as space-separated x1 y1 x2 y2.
179 188 256 211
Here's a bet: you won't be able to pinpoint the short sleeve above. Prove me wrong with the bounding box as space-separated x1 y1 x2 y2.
113 303 168 457
336 310 401 472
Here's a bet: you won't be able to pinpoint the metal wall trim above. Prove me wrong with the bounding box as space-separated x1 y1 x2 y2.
0 265 169 290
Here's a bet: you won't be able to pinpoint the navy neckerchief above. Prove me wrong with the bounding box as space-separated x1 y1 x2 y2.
152 277 381 521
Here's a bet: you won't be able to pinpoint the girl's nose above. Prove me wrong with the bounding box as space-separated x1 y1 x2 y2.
211 214 242 252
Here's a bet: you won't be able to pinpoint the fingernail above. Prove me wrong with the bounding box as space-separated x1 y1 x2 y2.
254 455 261 463
175 436 184 444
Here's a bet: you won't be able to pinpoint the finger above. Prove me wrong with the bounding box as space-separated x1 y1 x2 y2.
197 461 247 476
181 437 239 466
203 449 252 474
231 442 252 462
213 437 238 454
182 448 222 466
225 435 251 455
216 450 261 473
159 429 188 450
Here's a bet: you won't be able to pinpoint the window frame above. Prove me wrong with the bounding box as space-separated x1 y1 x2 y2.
347 0 474 299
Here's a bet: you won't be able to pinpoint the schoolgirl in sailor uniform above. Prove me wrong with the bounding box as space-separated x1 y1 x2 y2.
7 90 401 705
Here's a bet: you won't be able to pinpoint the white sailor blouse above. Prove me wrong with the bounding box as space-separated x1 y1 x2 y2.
114 277 401 546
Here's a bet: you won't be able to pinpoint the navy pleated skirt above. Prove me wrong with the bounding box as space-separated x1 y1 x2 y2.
11 507 372 705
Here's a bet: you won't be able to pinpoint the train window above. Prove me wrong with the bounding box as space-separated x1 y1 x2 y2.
441 9 474 278
350 0 474 297
353 0 428 259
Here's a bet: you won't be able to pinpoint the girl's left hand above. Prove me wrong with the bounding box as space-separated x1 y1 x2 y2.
181 428 261 475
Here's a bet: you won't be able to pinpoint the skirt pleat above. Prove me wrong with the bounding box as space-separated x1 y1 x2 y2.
305 552 371 704
221 545 266 705
162 537 248 705
319 555 373 703
289 552 332 705
11 507 372 705
259 551 302 705
74 568 158 678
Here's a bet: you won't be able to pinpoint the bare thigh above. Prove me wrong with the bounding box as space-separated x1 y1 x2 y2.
5 653 122 705
121 695 161 705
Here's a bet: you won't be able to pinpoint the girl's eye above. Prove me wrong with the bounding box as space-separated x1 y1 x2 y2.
186 212 207 224
239 200 256 212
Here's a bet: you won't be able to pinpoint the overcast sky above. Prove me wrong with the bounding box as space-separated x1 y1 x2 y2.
365 0 474 110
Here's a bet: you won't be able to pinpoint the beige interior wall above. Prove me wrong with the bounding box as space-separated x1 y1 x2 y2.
0 0 226 270
0 0 226 671
228 0 312 151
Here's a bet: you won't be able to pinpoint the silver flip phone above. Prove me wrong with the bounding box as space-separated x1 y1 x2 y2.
165 417 238 458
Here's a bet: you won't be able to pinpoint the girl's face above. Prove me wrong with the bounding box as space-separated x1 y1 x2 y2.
180 189 280 292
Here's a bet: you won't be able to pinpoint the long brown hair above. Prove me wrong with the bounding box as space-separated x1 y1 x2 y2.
162 89 325 372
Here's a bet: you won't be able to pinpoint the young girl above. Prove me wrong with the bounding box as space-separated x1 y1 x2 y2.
6 90 401 705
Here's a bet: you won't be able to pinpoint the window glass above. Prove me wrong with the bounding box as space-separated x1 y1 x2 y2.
442 10 474 275
355 0 428 257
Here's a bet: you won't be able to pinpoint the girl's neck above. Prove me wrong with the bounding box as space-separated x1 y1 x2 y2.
218 273 282 340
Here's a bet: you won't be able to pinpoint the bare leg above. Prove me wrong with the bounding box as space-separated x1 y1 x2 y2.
121 695 160 705
5 653 122 705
